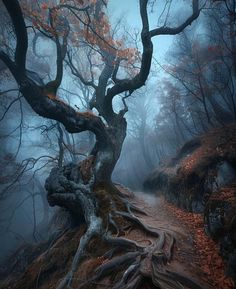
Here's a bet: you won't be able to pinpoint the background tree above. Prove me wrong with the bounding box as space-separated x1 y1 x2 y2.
152 0 236 155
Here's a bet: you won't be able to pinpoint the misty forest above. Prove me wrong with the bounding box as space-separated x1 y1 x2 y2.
0 0 236 288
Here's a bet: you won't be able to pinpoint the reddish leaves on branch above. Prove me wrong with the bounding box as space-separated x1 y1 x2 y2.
22 0 139 73
41 3 48 10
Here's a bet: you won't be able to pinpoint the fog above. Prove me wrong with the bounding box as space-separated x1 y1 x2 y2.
1 0 235 263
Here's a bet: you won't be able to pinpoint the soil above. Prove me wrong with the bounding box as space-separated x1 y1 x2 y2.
127 192 235 289
1 187 235 289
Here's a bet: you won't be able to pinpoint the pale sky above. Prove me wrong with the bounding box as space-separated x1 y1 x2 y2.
108 0 196 61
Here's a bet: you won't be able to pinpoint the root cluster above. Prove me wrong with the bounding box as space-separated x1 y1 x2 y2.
45 166 205 289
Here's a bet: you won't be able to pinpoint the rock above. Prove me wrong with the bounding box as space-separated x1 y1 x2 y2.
204 184 236 282
204 199 226 240
216 161 235 188
227 250 236 281
143 125 236 213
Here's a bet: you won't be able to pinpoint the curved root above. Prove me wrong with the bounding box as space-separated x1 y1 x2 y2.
118 196 149 216
111 263 140 289
46 167 206 289
116 211 160 237
56 216 102 289
104 233 146 251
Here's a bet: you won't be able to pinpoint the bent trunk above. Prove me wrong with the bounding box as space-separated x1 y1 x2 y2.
44 115 128 289
92 116 127 187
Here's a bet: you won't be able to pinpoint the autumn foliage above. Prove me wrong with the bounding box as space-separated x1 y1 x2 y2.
21 0 140 76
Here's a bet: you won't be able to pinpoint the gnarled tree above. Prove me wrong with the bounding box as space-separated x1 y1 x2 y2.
0 0 201 288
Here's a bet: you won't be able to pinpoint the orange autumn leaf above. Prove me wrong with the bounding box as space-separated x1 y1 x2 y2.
41 3 48 10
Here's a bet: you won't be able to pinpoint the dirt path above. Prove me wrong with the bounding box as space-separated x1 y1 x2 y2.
1 187 234 289
123 191 234 289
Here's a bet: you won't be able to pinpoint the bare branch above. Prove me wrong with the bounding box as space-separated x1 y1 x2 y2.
0 95 22 121
104 0 153 108
66 51 97 89
150 0 200 37
104 0 200 114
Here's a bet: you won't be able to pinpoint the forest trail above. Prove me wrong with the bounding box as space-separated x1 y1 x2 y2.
1 186 234 289
119 188 235 289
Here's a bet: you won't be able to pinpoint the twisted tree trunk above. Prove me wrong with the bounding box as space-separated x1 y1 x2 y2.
0 0 203 288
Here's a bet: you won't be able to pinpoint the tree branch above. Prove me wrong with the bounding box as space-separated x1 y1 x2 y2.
2 0 28 76
150 0 200 37
20 81 108 143
104 0 200 111
66 51 97 89
104 0 152 109
45 9 70 92
0 52 19 82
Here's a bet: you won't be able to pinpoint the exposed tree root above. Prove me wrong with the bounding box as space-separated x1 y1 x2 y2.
46 168 102 289
45 166 206 289
111 263 140 289
108 213 120 236
104 233 146 251
93 252 142 280
118 196 149 216
116 211 160 237
56 216 102 289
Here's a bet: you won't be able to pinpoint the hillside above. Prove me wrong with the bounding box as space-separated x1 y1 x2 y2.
143 125 236 283
1 190 234 289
